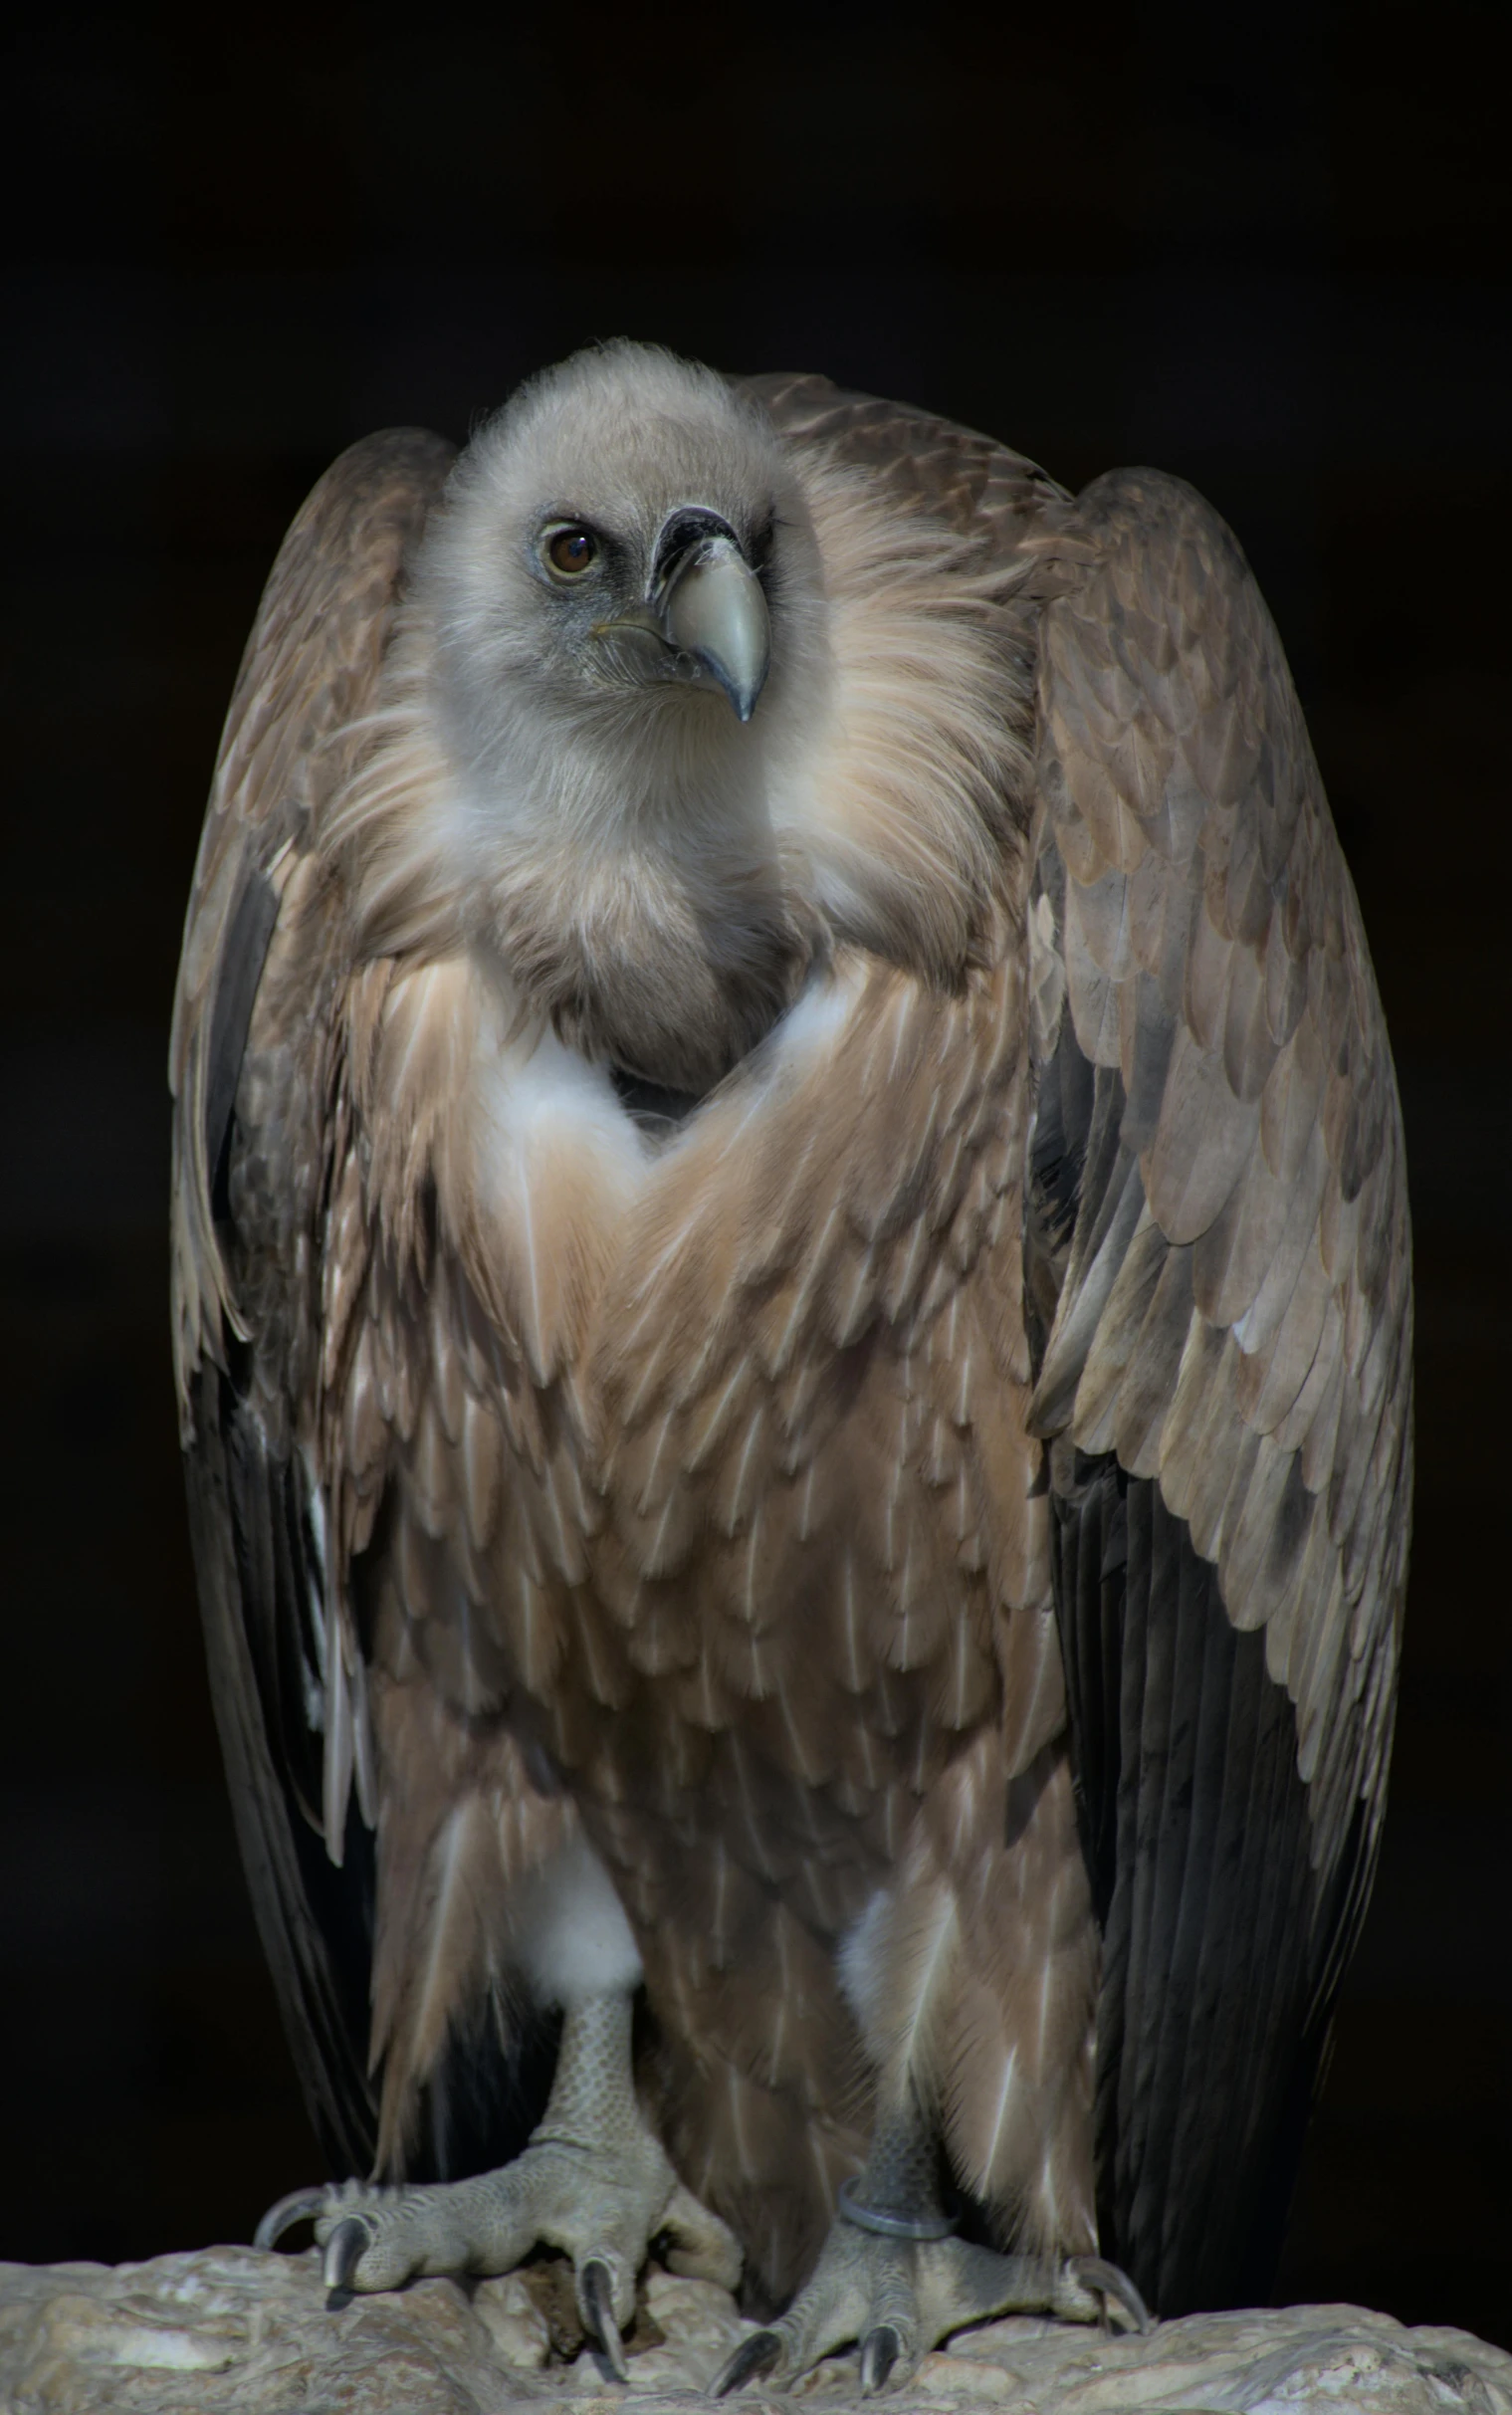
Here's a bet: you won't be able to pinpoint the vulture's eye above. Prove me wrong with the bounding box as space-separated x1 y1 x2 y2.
544 525 599 578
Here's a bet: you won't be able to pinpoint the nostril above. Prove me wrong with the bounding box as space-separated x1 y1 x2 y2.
652 507 745 588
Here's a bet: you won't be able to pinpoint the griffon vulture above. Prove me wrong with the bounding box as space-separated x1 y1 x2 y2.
170 343 1410 2390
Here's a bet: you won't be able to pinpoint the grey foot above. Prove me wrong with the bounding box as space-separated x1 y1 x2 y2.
261 2139 738 2379
711 2226 1149 2395
255 1993 740 2383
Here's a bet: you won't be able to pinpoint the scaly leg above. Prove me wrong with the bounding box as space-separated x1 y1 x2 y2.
257 1991 740 2378
712 2086 1147 2396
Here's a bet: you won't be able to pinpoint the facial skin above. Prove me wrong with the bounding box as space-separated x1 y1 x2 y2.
529 499 773 723
421 345 823 784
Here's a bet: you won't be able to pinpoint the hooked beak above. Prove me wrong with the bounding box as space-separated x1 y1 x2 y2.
599 509 770 723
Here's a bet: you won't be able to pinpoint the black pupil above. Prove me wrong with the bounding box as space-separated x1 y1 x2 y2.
554 529 593 571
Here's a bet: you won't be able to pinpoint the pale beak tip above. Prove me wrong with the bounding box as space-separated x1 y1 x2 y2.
689 646 765 725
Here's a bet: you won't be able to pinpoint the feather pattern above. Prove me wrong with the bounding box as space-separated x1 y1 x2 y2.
172 429 456 2176
1023 468 1410 2310
171 359 1407 2324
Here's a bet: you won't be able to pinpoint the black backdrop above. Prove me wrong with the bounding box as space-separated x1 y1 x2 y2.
2 0 1508 2348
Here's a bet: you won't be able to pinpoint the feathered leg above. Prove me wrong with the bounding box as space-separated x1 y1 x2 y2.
716 1729 1147 2395
260 1991 740 2376
712 2081 1147 2395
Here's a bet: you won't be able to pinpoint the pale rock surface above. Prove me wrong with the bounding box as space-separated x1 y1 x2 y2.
1 2249 1508 2415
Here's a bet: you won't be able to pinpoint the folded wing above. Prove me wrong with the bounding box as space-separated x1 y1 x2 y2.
1025 468 1411 2309
169 429 456 2175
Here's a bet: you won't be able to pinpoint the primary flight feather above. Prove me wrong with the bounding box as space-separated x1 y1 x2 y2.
171 343 1409 2380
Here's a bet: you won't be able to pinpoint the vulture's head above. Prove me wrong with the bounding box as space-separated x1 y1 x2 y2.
380 342 831 1095
424 342 826 777
356 341 1003 1096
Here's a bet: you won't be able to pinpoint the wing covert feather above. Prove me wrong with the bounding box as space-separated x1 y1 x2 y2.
171 429 455 1405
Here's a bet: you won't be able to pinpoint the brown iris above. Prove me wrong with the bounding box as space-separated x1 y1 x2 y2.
546 526 598 575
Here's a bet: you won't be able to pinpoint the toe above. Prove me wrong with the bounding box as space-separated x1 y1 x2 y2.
920 2236 1102 2344
314 2183 508 2293
658 2181 744 2293
717 2222 889 2388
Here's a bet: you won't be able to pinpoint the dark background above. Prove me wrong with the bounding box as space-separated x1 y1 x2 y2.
2 0 1508 2349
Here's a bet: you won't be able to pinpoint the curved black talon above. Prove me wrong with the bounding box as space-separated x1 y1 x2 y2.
860 2323 902 2394
714 2327 783 2395
254 2184 327 2252
578 2257 629 2384
1067 2255 1152 2336
323 2214 372 2296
